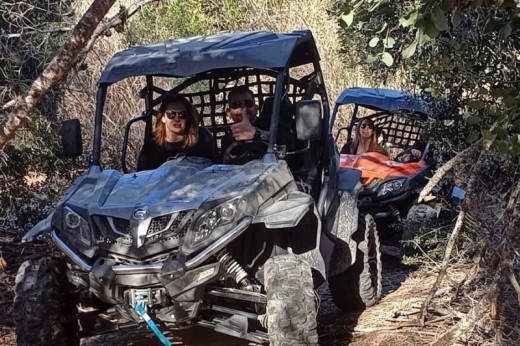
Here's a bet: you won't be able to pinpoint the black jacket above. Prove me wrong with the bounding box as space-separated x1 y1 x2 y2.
137 129 215 171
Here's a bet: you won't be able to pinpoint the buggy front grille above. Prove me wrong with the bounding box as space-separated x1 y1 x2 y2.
93 210 195 247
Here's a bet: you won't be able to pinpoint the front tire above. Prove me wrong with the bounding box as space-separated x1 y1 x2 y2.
14 257 79 346
329 213 382 311
264 254 318 346
401 203 440 257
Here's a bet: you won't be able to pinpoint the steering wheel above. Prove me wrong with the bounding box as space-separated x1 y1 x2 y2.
395 149 420 163
222 140 268 165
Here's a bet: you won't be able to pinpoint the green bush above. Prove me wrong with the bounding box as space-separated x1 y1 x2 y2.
126 0 210 46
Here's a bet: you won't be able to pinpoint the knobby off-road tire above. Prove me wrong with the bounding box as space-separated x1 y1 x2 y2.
401 203 439 257
14 257 79 346
264 254 318 346
329 213 382 311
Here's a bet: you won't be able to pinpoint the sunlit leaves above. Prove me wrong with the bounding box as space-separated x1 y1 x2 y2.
335 0 520 157
399 11 418 27
383 37 396 48
381 52 394 66
369 37 379 47
341 11 354 27
402 39 418 58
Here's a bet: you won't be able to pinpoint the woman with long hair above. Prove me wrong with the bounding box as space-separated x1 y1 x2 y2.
340 118 386 155
137 94 214 170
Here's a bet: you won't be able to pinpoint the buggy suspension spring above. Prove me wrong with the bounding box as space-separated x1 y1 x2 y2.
388 204 401 220
217 251 249 285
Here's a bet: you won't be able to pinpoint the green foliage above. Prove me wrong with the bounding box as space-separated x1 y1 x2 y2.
126 0 209 45
334 0 520 158
126 0 285 46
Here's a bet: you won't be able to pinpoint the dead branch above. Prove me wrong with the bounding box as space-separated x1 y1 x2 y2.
74 0 158 66
418 139 483 203
419 209 467 326
431 267 500 346
4 26 74 38
504 264 520 306
0 0 118 150
419 142 489 325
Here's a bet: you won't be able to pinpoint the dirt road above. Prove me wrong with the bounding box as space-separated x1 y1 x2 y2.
1 235 417 346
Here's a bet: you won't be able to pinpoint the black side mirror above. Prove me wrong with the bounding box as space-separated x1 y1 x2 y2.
60 119 83 158
295 100 322 141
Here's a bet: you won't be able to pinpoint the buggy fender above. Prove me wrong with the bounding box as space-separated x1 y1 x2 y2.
254 191 327 281
253 191 313 229
328 190 360 276
22 212 54 243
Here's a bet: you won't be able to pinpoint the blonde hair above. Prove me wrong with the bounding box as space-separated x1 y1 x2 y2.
353 118 381 152
154 94 199 147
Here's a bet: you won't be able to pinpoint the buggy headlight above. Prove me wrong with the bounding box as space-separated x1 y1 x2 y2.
377 179 406 197
63 207 92 246
190 199 241 245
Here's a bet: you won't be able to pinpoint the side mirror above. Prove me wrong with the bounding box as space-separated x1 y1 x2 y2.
60 119 83 158
295 100 322 141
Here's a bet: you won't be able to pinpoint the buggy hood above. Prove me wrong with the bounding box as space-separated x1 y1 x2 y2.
339 152 427 186
60 157 293 220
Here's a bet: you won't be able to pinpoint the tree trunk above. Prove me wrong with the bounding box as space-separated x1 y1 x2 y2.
0 0 117 150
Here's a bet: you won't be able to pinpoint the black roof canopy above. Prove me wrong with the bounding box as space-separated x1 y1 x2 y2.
98 30 319 85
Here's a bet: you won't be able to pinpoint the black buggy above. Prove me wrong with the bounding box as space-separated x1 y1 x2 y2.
14 30 382 345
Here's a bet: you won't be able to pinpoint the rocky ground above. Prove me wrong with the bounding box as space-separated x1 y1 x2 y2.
0 233 495 346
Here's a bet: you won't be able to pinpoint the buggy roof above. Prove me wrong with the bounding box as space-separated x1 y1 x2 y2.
335 87 432 117
98 30 318 85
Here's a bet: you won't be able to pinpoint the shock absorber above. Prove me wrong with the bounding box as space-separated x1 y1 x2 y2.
217 251 250 286
388 204 401 221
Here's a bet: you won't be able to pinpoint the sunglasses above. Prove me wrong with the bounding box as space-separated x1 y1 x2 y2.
165 110 187 120
360 123 374 129
229 99 255 109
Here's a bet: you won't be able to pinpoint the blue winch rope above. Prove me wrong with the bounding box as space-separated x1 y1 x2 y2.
134 304 172 346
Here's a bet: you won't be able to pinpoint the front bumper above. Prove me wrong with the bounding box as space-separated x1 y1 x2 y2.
51 217 252 275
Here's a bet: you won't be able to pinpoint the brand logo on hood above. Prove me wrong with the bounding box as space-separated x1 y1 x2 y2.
133 208 149 221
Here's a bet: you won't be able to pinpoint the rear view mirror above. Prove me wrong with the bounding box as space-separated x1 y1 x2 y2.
60 119 83 158
295 100 322 141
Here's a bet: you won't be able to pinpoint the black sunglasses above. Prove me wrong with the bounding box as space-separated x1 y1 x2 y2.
360 123 374 129
165 110 187 120
230 99 255 109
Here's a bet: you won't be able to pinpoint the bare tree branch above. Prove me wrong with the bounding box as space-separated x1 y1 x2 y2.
419 209 467 326
0 0 118 150
418 139 483 203
75 0 157 65
419 143 488 326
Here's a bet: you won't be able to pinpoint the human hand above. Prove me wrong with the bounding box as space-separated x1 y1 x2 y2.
231 111 256 141
411 149 422 159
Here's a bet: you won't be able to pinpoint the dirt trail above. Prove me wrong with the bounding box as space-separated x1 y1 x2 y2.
1 235 428 346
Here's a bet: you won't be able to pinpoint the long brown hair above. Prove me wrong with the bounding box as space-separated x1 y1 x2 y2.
353 118 381 152
154 94 199 147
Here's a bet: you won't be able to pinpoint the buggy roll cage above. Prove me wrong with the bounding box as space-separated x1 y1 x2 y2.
331 88 432 151
87 30 330 171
